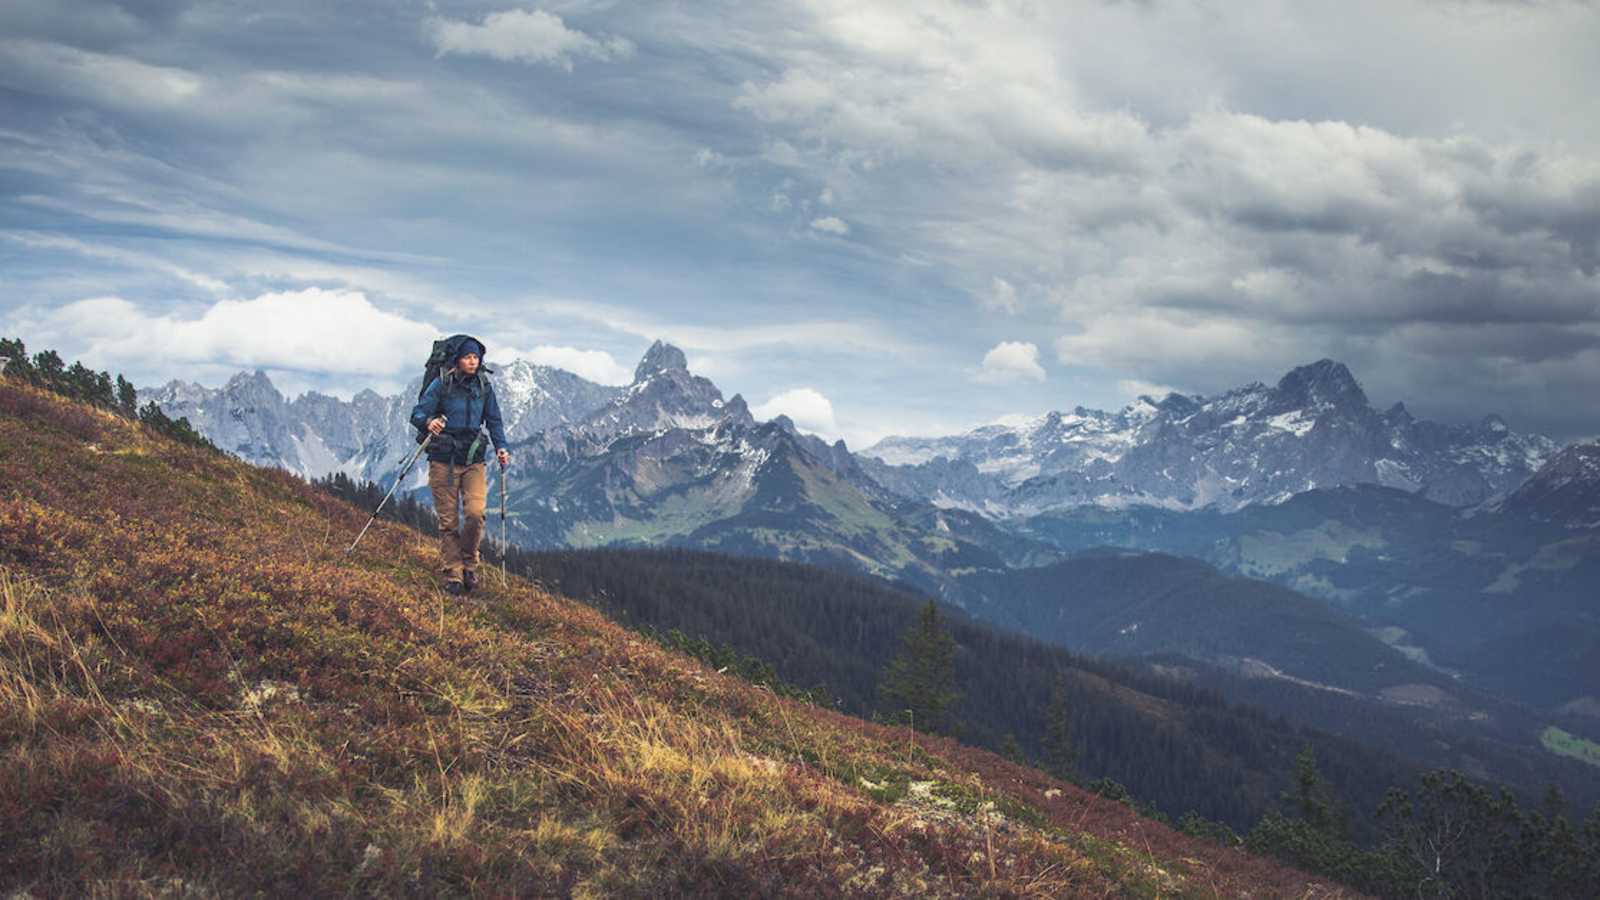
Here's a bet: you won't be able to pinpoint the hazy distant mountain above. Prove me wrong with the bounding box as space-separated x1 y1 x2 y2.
142 359 622 483
863 359 1557 514
1013 482 1600 712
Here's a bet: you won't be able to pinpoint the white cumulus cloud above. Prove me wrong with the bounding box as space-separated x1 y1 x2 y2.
810 216 850 235
1117 379 1183 401
9 288 436 384
512 344 632 385
424 9 633 70
752 387 838 435
974 341 1045 384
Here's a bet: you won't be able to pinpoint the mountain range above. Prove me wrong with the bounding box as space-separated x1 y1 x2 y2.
141 358 621 485
146 344 1600 713
862 359 1557 514
144 349 1564 518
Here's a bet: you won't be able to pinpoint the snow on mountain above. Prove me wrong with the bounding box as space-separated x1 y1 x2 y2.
519 340 756 466
1491 442 1600 529
151 349 1562 532
863 359 1558 516
142 358 621 484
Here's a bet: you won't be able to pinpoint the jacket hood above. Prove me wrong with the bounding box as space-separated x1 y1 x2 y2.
453 336 487 362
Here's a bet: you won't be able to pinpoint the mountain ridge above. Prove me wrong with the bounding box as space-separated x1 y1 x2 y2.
148 347 1564 521
864 358 1556 514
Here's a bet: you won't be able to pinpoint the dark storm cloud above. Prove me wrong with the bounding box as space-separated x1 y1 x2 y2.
1 0 1597 443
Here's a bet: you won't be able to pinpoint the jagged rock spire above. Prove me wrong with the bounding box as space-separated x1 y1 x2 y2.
1275 359 1366 409
633 340 689 383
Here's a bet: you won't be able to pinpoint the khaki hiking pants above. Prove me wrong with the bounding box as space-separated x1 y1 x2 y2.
428 460 487 581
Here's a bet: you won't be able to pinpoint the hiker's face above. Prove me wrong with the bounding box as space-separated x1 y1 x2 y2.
457 353 480 375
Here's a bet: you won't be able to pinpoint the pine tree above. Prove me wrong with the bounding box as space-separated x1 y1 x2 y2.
33 349 65 389
0 337 30 380
878 600 961 734
115 374 138 418
1042 679 1078 782
1287 743 1345 837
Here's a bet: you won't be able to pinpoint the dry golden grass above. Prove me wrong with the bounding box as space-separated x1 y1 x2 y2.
0 378 1359 898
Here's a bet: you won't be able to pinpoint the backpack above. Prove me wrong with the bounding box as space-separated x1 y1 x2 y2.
415 334 495 444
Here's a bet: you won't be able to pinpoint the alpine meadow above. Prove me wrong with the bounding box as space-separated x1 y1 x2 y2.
5 1 1600 897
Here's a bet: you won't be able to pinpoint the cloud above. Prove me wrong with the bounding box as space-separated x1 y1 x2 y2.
15 194 429 264
717 1 1600 434
424 9 633 70
987 412 1039 429
974 341 1046 384
6 288 436 385
752 387 839 436
981 276 1019 314
4 0 1600 439
2 231 230 294
511 344 632 385
810 216 850 235
1116 379 1182 402
0 37 202 109
525 299 921 358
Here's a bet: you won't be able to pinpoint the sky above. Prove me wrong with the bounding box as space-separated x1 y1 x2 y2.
2 0 1598 448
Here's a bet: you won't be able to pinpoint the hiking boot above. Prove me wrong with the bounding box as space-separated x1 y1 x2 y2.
443 579 464 596
462 570 478 593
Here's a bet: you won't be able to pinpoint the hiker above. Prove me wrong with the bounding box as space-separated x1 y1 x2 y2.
409 336 510 595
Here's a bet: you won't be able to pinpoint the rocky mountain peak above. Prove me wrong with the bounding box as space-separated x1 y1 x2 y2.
1274 359 1366 410
1495 441 1600 528
722 393 754 424
1156 392 1202 416
225 369 279 394
633 340 689 383
1537 442 1600 480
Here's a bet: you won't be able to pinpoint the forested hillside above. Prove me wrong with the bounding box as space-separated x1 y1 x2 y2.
516 546 1414 837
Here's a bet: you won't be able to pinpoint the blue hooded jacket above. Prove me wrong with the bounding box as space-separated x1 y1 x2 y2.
410 351 508 464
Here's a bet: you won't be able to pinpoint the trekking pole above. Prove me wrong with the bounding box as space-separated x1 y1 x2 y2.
499 459 508 586
346 422 442 556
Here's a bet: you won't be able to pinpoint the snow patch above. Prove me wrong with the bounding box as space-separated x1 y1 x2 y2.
1266 410 1315 437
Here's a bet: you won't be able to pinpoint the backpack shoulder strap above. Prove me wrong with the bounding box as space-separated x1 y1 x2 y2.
430 368 454 418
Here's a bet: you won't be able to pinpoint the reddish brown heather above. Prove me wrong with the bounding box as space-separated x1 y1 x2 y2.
0 379 1361 898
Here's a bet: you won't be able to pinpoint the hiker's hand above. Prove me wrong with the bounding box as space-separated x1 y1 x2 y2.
496 448 510 468
427 417 445 435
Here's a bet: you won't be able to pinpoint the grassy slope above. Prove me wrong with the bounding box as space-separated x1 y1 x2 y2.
0 381 1353 898
1541 727 1600 769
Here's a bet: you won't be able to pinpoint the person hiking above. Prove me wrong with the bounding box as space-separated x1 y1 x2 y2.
409 336 510 595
